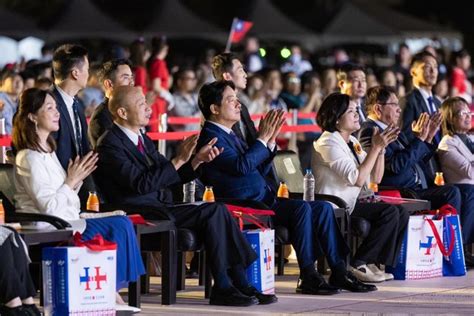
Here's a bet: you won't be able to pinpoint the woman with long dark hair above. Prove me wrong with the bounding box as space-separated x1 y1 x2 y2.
12 88 145 311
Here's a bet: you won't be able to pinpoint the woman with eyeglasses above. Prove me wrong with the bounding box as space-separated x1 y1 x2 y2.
438 96 474 262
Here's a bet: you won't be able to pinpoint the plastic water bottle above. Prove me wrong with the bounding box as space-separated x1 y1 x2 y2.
303 169 315 201
183 181 196 203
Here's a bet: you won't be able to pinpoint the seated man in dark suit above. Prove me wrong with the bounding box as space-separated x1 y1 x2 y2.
88 58 134 149
94 86 277 306
358 85 461 210
196 80 376 294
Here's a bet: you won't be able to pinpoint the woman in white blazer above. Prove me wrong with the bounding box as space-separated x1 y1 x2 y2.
312 92 408 283
438 96 474 250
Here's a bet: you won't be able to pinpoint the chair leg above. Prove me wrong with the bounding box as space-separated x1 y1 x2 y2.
198 251 205 286
140 252 151 294
204 253 212 299
317 256 327 275
176 251 186 291
277 244 285 276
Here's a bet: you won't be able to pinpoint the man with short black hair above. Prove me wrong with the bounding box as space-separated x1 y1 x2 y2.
51 44 93 204
88 58 134 148
337 63 367 123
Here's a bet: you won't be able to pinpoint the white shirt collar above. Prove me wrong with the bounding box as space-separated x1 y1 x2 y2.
371 118 388 130
208 121 233 134
56 85 75 108
415 86 433 100
114 122 141 146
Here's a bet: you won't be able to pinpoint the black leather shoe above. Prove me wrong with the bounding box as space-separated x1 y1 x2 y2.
209 286 259 306
238 286 278 304
296 273 340 295
329 271 377 292
22 304 41 316
0 305 30 316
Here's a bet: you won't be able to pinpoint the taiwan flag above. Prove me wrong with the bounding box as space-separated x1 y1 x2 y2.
230 18 253 43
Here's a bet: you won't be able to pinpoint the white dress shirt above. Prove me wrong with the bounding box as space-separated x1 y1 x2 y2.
56 85 82 140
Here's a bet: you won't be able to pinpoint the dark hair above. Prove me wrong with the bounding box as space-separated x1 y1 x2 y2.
336 63 365 82
410 51 436 69
99 58 132 83
316 92 351 132
211 52 239 80
129 39 147 68
450 49 470 66
52 44 88 81
365 85 397 114
0 69 21 85
12 88 57 153
440 96 469 136
198 80 236 120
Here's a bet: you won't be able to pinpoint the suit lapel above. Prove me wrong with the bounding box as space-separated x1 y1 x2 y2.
333 131 359 165
111 125 150 167
205 122 242 154
53 87 77 147
414 89 431 114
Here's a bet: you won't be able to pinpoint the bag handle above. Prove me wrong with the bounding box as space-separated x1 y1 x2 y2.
231 211 268 231
74 232 117 251
425 218 455 257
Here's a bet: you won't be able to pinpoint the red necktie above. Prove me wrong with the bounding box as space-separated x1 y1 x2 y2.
137 136 145 154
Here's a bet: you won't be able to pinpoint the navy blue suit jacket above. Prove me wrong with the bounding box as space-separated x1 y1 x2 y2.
197 121 276 205
95 124 196 211
358 119 436 188
51 86 90 170
400 88 441 144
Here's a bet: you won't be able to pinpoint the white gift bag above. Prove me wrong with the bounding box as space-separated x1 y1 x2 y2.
244 229 275 294
387 215 444 280
42 242 116 315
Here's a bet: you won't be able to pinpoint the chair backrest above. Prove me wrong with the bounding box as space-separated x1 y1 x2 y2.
0 163 14 201
0 163 16 216
273 150 304 193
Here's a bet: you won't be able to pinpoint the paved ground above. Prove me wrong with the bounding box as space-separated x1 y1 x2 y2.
128 261 474 315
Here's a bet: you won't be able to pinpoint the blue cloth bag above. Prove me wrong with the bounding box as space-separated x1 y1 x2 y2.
442 215 466 276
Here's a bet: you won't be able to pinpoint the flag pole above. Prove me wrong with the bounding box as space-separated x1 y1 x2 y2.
225 18 237 52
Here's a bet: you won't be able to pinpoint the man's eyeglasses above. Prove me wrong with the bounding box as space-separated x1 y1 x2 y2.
380 102 399 106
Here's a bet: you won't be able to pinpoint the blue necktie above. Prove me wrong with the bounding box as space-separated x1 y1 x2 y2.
229 131 248 154
427 96 441 143
72 98 83 156
427 96 436 114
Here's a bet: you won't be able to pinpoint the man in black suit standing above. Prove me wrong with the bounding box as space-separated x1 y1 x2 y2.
358 86 461 211
401 51 442 144
88 59 134 149
337 63 368 124
51 44 94 204
400 51 443 180
95 86 277 306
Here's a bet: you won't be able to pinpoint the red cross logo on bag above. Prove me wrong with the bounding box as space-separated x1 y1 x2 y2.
264 249 272 270
79 267 108 290
419 236 437 255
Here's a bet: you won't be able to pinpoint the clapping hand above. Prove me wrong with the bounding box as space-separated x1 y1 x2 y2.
258 109 286 143
411 113 430 142
65 151 98 190
426 112 442 143
193 137 224 165
172 135 198 169
372 125 399 149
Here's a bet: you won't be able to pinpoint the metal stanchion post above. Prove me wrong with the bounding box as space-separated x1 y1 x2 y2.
0 118 6 164
158 113 167 155
288 109 298 153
